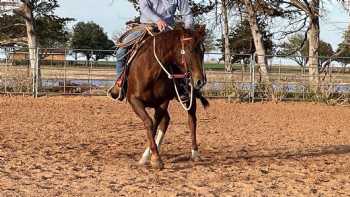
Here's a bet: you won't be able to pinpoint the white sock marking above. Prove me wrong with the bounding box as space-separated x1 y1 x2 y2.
191 149 199 159
139 129 165 164
155 129 165 151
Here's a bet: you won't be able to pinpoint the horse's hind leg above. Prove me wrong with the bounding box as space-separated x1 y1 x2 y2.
129 97 163 169
188 99 200 161
139 102 170 165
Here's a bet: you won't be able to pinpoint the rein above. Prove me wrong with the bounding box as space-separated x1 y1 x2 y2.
151 29 194 111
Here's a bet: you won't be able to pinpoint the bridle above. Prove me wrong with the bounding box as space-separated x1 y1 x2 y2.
152 33 197 111
153 35 193 80
171 36 193 79
177 36 207 86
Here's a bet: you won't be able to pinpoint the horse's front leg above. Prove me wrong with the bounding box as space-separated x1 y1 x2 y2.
139 101 170 165
188 99 200 161
129 97 163 169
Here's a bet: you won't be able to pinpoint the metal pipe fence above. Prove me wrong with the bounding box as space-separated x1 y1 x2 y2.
1 48 350 102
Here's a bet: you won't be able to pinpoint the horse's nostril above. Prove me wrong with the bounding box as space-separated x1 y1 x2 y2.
196 80 203 88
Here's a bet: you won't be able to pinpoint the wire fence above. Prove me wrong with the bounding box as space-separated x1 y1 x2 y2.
1 48 350 103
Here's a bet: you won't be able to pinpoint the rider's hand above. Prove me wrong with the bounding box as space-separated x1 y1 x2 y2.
156 19 167 32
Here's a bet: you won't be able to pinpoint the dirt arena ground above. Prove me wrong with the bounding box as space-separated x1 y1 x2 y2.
0 96 350 196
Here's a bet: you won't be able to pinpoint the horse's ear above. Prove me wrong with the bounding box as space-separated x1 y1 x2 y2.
194 25 206 42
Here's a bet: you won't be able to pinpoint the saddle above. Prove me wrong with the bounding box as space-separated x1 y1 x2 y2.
115 24 157 98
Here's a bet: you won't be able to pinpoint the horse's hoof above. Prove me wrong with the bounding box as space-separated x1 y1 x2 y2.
151 159 164 170
191 155 202 162
138 157 150 166
191 150 201 162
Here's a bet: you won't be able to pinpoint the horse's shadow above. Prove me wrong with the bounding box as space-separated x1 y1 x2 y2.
108 144 350 170
163 144 350 169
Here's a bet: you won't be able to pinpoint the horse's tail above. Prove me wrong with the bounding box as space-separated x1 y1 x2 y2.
194 90 209 109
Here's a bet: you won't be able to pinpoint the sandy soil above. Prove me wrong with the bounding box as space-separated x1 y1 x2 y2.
0 96 350 196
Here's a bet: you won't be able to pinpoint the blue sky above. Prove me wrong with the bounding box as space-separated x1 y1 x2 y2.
55 0 349 50
55 0 137 37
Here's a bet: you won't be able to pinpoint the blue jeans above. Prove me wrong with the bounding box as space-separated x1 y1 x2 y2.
115 31 144 79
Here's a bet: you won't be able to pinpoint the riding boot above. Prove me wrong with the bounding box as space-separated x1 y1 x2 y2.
107 81 121 100
107 71 127 101
107 46 128 101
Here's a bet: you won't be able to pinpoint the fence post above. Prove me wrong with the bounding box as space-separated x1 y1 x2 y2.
329 58 333 82
330 58 334 93
64 49 67 94
252 54 256 103
89 50 93 95
302 63 305 100
4 48 8 94
32 47 36 97
36 48 40 97
279 58 281 81
249 55 252 102
249 54 256 103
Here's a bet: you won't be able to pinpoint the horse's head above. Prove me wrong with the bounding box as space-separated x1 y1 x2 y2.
173 25 207 90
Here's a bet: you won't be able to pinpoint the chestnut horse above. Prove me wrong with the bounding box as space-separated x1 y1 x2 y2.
110 26 209 169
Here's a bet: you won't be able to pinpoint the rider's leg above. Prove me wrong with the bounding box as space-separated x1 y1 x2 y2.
107 47 128 100
107 30 144 100
115 47 128 83
115 31 144 81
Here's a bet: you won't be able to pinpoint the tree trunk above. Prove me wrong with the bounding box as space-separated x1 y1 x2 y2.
20 1 41 90
221 0 231 72
307 1 320 89
21 2 36 69
244 0 270 83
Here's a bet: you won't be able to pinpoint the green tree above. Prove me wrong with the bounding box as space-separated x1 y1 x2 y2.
0 1 72 48
217 19 273 64
1 0 73 94
336 29 350 66
0 14 26 46
35 16 72 48
336 45 350 68
70 21 115 61
279 33 334 67
279 34 308 67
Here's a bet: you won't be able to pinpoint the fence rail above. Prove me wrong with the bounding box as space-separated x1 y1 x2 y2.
1 48 350 102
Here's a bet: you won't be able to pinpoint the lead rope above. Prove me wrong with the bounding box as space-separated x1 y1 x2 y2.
173 79 194 111
153 37 173 79
152 35 194 111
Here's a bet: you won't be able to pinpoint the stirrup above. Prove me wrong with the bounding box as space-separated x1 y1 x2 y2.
107 79 125 101
107 85 125 101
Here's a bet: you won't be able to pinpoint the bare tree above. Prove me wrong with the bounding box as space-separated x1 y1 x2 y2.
220 0 232 72
292 0 320 87
0 0 27 45
242 0 271 82
13 0 37 71
1 0 37 70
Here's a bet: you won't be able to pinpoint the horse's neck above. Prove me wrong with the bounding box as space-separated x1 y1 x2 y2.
131 32 181 80
144 35 177 70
